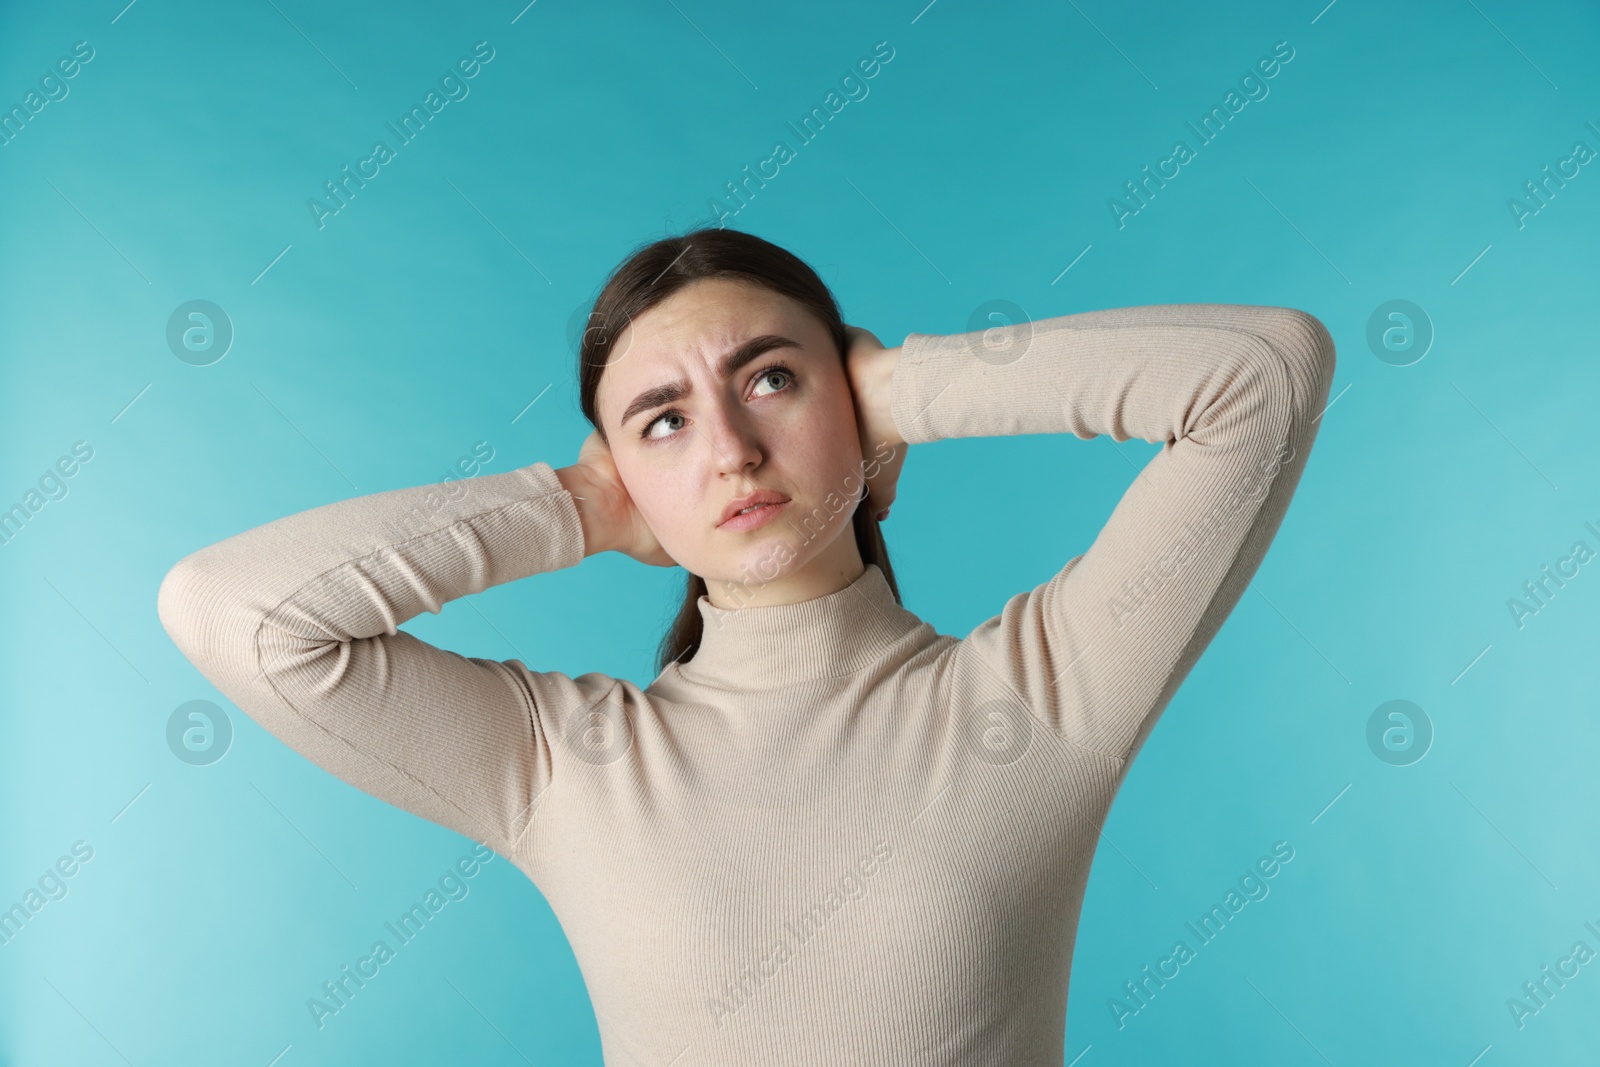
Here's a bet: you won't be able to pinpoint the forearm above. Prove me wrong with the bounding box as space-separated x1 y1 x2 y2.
898 302 1337 760
889 304 1334 449
159 461 585 677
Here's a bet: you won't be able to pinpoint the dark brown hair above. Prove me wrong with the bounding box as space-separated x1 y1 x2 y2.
575 225 900 675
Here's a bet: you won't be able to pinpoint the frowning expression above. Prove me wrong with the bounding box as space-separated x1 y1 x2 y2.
596 277 867 599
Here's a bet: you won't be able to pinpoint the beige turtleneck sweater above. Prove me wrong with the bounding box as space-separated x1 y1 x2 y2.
157 302 1335 1065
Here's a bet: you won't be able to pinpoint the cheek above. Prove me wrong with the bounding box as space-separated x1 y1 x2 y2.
794 390 863 474
627 463 698 536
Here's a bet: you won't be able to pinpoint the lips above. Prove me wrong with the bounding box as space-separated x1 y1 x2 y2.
718 489 790 527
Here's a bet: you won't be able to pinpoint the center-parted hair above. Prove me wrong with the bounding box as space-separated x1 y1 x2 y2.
575 225 900 675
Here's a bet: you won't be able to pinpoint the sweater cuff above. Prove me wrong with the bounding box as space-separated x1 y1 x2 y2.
515 460 589 568
889 331 948 446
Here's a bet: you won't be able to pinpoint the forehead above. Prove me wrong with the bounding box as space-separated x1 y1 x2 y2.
597 278 818 424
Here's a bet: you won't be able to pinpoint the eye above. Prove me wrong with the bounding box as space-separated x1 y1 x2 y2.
751 366 793 397
639 363 797 443
641 411 686 441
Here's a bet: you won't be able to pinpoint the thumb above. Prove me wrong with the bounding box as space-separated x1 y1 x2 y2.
865 479 895 522
863 445 905 522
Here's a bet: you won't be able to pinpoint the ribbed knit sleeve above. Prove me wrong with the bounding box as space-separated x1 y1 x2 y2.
156 460 612 857
890 304 1336 762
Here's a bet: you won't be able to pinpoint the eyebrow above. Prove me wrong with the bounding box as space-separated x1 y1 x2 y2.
617 334 804 429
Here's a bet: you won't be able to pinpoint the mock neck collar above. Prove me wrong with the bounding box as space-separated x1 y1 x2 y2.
671 564 926 691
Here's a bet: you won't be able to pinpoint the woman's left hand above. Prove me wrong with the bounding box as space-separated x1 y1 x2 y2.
843 325 908 521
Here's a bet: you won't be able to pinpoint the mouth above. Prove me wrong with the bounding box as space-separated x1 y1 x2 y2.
717 491 791 530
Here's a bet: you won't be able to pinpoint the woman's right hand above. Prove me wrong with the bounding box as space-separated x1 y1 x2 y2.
558 431 677 568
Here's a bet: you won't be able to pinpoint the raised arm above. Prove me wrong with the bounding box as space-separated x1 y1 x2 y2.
889 304 1336 763
156 459 619 857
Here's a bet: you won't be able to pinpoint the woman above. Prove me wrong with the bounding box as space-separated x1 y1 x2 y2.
158 226 1336 1063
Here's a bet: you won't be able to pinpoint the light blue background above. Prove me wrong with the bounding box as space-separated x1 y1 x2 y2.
3 0 1598 1063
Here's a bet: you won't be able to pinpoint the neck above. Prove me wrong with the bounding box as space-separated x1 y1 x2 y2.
672 561 923 691
702 532 866 610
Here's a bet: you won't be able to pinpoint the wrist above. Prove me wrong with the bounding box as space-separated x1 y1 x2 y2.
554 464 615 557
874 344 906 449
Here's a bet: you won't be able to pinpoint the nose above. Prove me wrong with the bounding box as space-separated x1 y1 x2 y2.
703 402 763 481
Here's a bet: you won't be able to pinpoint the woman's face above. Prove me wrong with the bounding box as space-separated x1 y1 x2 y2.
595 276 867 607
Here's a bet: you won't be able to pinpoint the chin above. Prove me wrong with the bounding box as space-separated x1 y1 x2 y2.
701 541 803 594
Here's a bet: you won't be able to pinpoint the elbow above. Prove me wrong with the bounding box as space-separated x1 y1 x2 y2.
158 551 278 700
157 554 209 658
1285 307 1337 377
1258 307 1337 416
158 551 243 669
